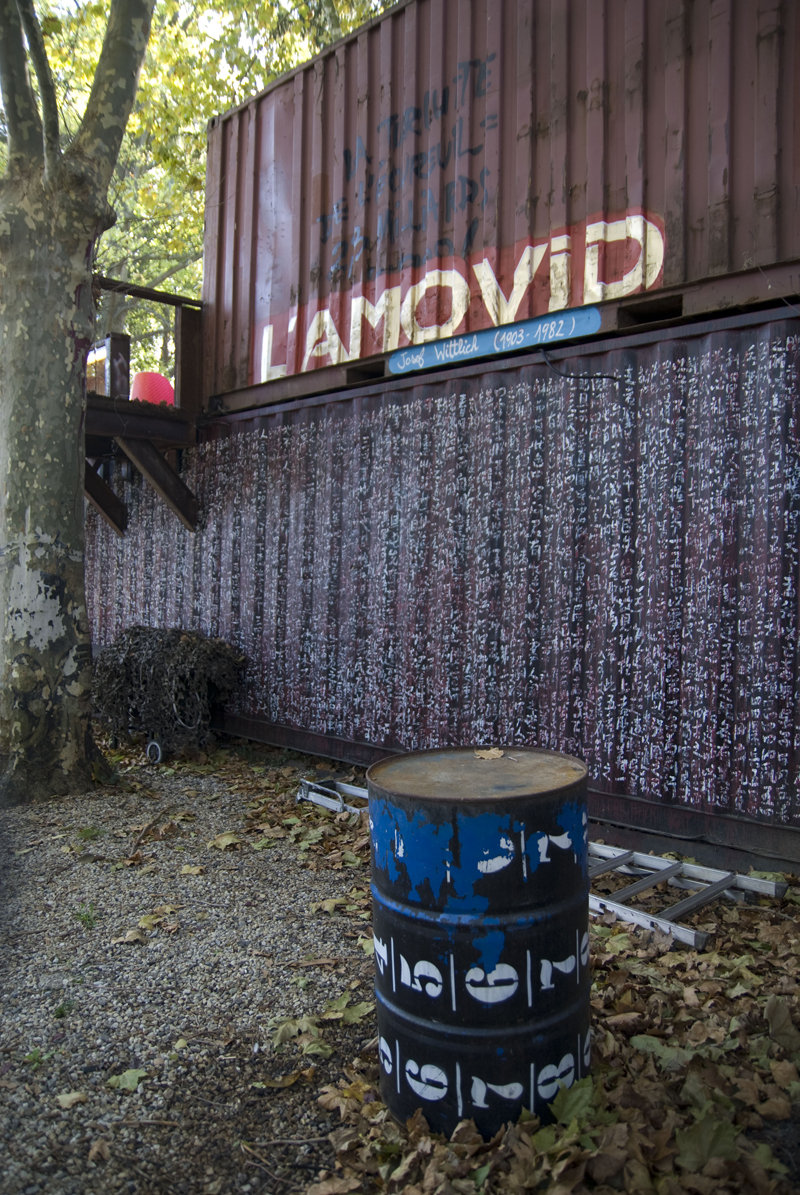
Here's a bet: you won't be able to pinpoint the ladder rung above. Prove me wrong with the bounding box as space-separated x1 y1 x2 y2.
661 872 737 922
612 860 685 904
589 849 635 879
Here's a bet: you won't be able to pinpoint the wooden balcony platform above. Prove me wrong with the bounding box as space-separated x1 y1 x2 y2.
84 396 197 537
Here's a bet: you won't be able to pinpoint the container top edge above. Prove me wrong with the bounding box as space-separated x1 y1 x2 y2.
208 0 412 129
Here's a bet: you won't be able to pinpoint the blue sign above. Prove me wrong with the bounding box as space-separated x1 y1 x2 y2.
388 306 603 375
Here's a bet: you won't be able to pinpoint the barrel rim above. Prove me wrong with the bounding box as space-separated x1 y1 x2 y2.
375 989 591 1040
366 745 589 804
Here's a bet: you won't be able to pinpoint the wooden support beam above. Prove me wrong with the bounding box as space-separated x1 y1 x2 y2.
87 396 193 445
85 435 116 457
84 462 127 537
175 305 204 418
93 274 202 309
115 437 197 531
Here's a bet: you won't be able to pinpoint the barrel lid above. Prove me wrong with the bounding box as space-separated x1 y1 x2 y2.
367 747 587 801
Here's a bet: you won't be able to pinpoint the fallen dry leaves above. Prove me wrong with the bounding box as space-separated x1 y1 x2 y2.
308 900 800 1195
240 765 371 871
92 734 800 1193
110 927 147 945
207 830 242 851
251 1064 317 1090
87 1138 110 1163
106 1068 148 1092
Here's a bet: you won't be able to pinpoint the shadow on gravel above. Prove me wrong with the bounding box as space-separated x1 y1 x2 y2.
88 1023 374 1194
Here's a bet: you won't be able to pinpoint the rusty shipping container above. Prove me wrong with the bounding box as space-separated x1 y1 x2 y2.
203 0 800 399
86 310 800 839
82 0 800 862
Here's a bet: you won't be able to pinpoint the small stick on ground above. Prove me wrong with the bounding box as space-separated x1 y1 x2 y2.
129 807 176 854
241 1142 293 1185
122 1119 181 1128
249 1136 329 1147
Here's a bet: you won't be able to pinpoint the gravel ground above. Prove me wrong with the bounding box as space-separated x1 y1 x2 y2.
0 743 375 1195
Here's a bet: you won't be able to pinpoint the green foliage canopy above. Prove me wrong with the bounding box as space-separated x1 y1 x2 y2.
1 0 391 373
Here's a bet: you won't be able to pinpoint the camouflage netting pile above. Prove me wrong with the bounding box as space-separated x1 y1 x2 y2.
93 626 244 756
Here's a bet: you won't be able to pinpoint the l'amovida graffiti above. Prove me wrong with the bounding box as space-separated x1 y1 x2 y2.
259 212 665 382
255 52 665 382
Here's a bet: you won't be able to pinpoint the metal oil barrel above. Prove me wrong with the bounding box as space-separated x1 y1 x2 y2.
367 746 590 1137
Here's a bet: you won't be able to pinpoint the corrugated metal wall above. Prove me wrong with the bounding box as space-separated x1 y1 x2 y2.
87 313 800 825
203 0 800 393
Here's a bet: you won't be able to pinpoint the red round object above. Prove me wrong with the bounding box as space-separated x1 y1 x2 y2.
130 371 175 406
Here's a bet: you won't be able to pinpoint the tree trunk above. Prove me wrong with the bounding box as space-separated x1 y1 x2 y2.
0 171 111 804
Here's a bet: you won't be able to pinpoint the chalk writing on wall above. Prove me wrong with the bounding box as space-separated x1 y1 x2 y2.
86 320 800 826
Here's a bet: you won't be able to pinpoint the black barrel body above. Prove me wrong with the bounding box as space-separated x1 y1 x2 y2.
367 747 590 1137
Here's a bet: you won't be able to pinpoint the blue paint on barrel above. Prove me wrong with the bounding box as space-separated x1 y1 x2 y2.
470 928 506 971
368 746 591 1138
372 798 530 912
556 800 590 876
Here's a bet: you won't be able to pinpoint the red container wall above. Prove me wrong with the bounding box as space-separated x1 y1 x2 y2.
88 313 800 826
203 0 800 396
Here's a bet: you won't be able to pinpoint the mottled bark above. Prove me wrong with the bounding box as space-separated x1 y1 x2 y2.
0 0 154 805
0 0 43 171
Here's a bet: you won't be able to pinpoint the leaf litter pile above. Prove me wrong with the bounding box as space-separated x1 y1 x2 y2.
314 915 800 1195
0 730 798 1195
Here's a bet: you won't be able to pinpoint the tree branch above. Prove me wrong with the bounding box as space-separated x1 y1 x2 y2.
68 0 155 195
0 0 43 172
16 0 59 175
